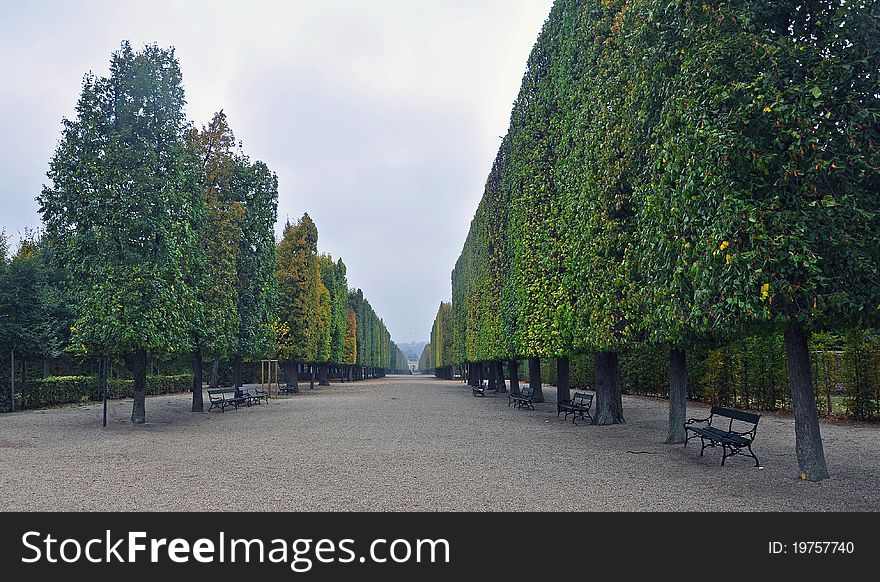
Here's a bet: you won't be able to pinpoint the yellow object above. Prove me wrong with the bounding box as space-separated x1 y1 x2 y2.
761 283 770 299
802 473 806 480
719 240 730 252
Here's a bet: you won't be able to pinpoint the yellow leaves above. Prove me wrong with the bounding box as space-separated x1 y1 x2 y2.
725 254 731 264
719 240 729 252
760 283 770 299
763 106 773 113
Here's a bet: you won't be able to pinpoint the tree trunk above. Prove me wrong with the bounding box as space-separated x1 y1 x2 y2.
289 359 300 393
42 358 51 378
310 365 316 389
666 348 687 444
594 351 624 425
232 354 243 388
508 360 520 395
9 349 14 413
487 362 497 391
528 357 545 403
348 365 354 382
100 356 109 428
131 348 147 424
192 349 204 412
318 364 330 386
209 358 220 388
557 356 571 404
784 322 829 481
495 361 507 393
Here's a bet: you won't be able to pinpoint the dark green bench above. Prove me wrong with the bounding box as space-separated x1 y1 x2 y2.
684 406 762 467
239 386 269 405
557 391 593 424
207 388 247 412
508 385 535 410
472 382 486 397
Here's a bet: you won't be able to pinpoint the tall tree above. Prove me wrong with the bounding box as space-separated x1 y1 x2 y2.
342 306 357 379
184 110 244 411
232 159 278 387
38 41 195 423
276 214 321 389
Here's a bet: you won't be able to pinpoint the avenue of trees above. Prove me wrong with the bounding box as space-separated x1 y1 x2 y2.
423 0 880 481
2 41 405 421
275 214 409 389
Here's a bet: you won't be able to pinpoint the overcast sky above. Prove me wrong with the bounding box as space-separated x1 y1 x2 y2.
0 0 553 346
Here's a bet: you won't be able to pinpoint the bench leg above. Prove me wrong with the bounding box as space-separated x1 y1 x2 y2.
721 444 728 466
747 445 761 468
699 437 707 457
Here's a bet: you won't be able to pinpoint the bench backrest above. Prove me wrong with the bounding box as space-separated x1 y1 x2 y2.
520 385 534 398
710 406 760 435
572 392 593 407
710 406 760 425
208 388 239 400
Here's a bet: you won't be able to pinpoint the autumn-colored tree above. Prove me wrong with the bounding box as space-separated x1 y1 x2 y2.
184 110 244 410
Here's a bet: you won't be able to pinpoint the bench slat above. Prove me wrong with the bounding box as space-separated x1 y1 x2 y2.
710 406 760 425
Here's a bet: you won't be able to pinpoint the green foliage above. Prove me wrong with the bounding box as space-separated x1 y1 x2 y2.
348 289 394 369
8 374 193 411
418 342 432 371
0 234 69 361
436 0 880 386
429 302 454 368
342 307 357 365
38 41 195 357
233 159 278 360
185 110 245 359
276 214 321 363
319 255 349 364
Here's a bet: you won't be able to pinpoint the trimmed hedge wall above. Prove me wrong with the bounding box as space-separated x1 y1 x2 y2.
5 375 193 412
538 331 879 420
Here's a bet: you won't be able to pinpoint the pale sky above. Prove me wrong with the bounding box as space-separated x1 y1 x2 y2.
0 0 553 345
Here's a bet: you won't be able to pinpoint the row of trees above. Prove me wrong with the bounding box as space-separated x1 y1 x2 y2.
425 1 880 480
275 213 408 389
3 41 404 421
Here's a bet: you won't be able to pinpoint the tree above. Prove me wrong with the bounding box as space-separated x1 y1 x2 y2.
0 234 68 410
231 159 278 388
38 41 195 423
184 110 244 411
343 307 357 379
276 214 321 390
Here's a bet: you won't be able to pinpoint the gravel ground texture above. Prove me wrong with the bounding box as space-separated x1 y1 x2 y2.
1 375 878 511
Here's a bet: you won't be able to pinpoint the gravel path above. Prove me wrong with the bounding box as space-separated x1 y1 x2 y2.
1 375 878 511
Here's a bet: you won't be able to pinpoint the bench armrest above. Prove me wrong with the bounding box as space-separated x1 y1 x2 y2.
684 416 711 426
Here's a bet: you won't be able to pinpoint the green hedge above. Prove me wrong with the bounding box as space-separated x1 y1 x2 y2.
4 375 193 412
536 331 879 420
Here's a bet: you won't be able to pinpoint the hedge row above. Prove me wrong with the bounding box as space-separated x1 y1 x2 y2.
4 375 193 412
539 331 880 420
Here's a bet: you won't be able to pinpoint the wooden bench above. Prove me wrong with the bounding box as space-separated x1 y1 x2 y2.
557 391 593 424
684 406 762 467
472 382 486 397
207 388 247 412
239 386 269 405
508 385 535 410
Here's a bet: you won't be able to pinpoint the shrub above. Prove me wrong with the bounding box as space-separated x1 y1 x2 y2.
11 374 193 411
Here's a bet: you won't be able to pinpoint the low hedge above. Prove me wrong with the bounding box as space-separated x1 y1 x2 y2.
5 375 193 412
